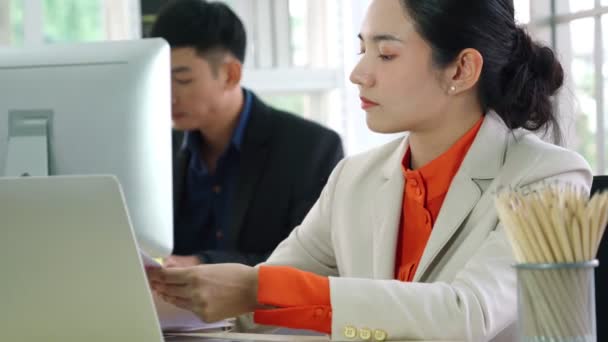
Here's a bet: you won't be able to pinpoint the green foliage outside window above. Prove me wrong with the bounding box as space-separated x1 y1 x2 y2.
574 63 597 170
43 0 103 43
10 0 23 45
262 94 307 118
576 113 597 170
7 0 105 44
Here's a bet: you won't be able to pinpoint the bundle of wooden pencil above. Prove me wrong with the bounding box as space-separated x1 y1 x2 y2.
495 183 608 341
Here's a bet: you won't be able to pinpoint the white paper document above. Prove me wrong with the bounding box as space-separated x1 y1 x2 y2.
140 250 162 268
153 293 233 332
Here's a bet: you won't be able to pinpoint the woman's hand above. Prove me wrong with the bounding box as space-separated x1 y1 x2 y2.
146 263 259 322
162 255 202 268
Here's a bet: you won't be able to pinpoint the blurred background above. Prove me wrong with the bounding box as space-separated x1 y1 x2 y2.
0 0 606 174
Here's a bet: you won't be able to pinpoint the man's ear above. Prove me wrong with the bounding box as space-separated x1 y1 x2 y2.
223 59 242 90
444 48 483 95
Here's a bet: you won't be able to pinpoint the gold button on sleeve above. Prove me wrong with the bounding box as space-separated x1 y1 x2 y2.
374 329 388 342
343 325 357 339
358 328 372 340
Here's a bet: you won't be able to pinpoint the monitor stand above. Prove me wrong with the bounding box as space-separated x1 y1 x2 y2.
4 109 53 177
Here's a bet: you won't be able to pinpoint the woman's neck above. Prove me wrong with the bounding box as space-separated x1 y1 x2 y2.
408 107 483 170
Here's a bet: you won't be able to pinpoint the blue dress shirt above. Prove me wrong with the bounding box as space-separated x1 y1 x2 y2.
177 89 253 253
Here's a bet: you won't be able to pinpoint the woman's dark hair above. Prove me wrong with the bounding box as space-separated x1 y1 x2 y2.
400 0 564 143
150 0 247 64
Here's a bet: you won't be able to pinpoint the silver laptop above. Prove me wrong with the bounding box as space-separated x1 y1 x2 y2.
0 175 164 341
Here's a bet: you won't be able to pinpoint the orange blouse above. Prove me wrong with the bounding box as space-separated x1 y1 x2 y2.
255 117 484 333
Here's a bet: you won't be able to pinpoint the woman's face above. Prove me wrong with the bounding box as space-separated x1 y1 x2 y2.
350 0 453 134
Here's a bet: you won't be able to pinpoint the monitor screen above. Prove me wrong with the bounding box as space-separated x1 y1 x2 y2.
0 38 173 257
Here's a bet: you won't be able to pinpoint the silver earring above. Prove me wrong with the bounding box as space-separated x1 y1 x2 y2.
449 85 456 93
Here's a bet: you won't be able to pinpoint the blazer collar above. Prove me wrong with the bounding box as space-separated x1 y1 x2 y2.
380 111 508 181
226 93 274 248
458 111 509 180
381 137 408 180
373 111 510 280
414 111 510 280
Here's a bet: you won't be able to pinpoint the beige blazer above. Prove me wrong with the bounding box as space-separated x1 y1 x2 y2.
261 112 592 341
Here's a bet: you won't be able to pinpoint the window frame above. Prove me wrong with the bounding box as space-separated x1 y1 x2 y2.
229 0 349 142
526 0 608 174
2 0 141 46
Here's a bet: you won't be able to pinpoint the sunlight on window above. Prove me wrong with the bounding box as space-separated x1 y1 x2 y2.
567 0 595 12
557 18 598 170
287 0 341 68
571 19 595 55
289 1 308 67
556 0 595 16
11 2 22 44
513 0 530 24
3 0 24 45
260 94 311 119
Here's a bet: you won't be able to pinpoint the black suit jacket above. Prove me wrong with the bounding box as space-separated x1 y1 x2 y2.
172 93 344 266
593 176 608 341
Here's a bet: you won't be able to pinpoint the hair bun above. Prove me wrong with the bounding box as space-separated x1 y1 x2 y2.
510 28 564 95
532 45 564 94
493 27 564 135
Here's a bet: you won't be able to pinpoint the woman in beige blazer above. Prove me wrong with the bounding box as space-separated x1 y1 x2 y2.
147 0 593 341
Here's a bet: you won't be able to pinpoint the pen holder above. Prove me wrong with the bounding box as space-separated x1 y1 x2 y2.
515 260 599 342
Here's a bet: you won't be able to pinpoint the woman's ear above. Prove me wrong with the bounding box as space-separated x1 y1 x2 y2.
445 48 483 95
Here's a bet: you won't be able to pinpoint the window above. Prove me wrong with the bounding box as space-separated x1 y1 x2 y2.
226 0 401 155
515 0 608 174
227 0 348 147
43 1 104 43
556 0 595 15
0 0 24 45
17 1 602 159
10 0 24 44
261 94 312 119
0 0 141 46
3 0 382 154
520 0 608 174
514 0 531 24
558 18 598 170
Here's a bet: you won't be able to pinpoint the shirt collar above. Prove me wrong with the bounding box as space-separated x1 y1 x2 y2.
402 116 484 201
182 88 253 154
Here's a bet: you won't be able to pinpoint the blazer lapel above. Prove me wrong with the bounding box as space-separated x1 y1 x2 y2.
372 138 408 279
172 130 189 215
413 173 481 281
413 112 509 281
227 97 273 249
229 143 270 248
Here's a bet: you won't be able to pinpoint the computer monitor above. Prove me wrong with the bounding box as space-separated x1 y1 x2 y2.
0 38 173 258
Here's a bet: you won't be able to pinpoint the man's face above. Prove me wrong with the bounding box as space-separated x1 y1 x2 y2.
170 47 225 131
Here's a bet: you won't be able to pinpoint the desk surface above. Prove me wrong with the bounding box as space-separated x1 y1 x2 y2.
165 332 326 342
164 332 457 342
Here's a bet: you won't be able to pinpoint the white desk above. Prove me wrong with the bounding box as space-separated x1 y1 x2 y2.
164 332 326 341
163 332 458 342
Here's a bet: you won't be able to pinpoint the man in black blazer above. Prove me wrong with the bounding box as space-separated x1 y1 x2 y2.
151 0 344 267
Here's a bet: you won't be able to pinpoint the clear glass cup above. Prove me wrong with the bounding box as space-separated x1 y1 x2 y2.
515 260 599 342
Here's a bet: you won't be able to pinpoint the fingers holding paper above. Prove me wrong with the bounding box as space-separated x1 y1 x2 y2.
146 263 260 323
163 255 202 268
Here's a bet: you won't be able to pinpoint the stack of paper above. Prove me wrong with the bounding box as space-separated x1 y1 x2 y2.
153 293 233 332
